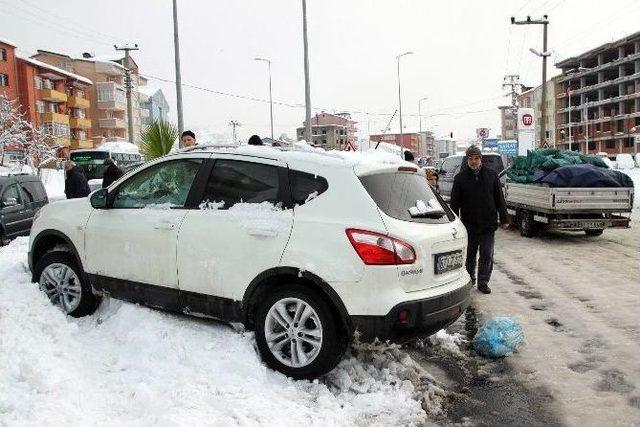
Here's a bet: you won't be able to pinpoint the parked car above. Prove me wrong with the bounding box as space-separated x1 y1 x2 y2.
28 146 471 379
437 153 506 201
1 174 48 245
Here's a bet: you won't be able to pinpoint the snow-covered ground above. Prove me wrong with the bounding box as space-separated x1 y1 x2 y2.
0 238 460 426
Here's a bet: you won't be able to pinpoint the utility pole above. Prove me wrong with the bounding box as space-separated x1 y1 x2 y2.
302 0 312 143
396 51 413 156
229 120 241 145
502 74 522 111
584 98 589 155
254 58 274 140
115 43 139 145
172 0 185 145
511 15 550 148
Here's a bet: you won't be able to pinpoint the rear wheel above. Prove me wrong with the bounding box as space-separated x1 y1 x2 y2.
255 284 346 379
34 251 100 317
585 229 604 236
518 210 539 238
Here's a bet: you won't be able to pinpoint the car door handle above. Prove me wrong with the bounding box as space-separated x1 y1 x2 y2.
153 220 178 230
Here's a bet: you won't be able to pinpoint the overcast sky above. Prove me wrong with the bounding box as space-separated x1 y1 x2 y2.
1 0 639 142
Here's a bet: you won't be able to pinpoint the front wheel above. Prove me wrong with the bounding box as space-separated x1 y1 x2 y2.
518 210 539 238
255 284 346 379
34 251 100 317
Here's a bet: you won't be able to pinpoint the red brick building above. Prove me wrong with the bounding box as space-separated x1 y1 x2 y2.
0 38 19 101
369 133 421 155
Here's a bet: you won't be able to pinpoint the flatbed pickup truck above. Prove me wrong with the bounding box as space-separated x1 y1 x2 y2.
504 182 634 237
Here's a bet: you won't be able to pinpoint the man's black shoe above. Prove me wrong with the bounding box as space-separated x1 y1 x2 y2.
478 284 492 294
471 277 477 286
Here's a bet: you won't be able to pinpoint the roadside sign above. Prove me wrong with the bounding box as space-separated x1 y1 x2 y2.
483 138 499 149
498 141 518 156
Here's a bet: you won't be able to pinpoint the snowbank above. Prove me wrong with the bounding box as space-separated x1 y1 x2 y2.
40 168 66 201
0 238 448 425
621 168 640 207
96 141 140 154
615 153 635 169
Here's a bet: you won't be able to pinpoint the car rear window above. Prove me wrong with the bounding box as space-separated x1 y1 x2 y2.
359 172 455 224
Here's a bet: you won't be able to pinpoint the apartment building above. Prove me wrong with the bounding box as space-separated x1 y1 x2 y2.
139 86 169 126
32 50 148 146
517 77 559 147
555 31 640 154
369 133 421 155
0 38 19 101
300 112 358 145
296 124 349 150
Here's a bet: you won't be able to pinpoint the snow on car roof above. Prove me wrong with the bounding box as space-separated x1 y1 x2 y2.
181 141 416 170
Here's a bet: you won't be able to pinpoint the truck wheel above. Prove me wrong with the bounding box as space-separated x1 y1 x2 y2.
519 210 539 238
585 229 604 236
254 284 346 380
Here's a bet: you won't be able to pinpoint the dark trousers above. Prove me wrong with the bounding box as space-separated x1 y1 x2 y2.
466 230 495 286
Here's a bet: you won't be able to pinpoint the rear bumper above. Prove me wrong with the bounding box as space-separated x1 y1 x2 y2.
350 280 472 343
547 215 631 230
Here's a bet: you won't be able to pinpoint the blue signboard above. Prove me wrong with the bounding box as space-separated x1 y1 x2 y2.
482 138 499 149
498 140 518 156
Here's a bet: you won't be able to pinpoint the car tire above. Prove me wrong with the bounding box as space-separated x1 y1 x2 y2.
34 251 100 318
255 284 346 379
518 210 539 238
0 228 10 246
585 229 604 236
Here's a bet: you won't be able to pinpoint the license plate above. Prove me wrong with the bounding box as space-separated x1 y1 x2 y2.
434 250 464 275
582 221 605 229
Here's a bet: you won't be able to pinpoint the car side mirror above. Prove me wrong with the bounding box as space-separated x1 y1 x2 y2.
90 188 109 209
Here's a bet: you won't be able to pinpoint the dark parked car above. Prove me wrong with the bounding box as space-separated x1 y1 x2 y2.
438 153 505 201
0 174 48 245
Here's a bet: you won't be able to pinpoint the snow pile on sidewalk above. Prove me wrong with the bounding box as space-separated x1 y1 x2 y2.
40 168 66 201
0 238 445 425
621 168 639 206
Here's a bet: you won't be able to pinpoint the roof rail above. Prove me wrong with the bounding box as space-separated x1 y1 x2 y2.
179 143 240 152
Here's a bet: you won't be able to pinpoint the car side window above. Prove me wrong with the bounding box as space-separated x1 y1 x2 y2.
112 159 203 209
1 184 22 207
201 159 281 209
289 169 328 205
20 183 35 204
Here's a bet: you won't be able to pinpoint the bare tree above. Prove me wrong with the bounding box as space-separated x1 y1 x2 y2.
0 95 55 173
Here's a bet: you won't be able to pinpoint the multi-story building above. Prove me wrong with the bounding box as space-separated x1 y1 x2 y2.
14 55 93 156
498 106 517 140
368 133 421 155
32 50 148 147
433 137 457 160
296 124 349 150
139 87 169 126
0 38 19 101
300 112 358 145
555 31 640 155
517 77 559 147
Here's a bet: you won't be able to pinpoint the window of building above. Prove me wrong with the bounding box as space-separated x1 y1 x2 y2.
0 73 8 87
48 103 58 113
322 139 327 144
322 129 327 135
35 101 45 113
34 76 43 89
588 141 596 150
73 108 85 119
606 141 615 149
76 89 84 98
43 79 53 89
0 48 6 61
42 122 70 137
624 138 633 148
596 123 601 131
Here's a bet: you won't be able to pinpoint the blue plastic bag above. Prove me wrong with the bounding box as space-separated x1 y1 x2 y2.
472 316 524 358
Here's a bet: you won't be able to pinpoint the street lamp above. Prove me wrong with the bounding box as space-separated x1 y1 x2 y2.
396 51 413 154
254 57 274 141
418 97 428 134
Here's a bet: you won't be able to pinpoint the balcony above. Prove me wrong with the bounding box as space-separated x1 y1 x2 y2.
41 112 69 124
39 89 68 102
68 96 90 109
70 117 92 129
97 99 126 111
99 118 126 129
70 139 94 150
52 136 71 147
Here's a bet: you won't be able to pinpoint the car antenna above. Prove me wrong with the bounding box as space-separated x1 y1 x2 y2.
374 109 398 150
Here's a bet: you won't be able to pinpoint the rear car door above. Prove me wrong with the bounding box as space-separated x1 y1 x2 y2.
438 157 463 200
1 183 30 237
177 156 294 303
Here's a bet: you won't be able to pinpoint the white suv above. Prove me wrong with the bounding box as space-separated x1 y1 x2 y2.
29 145 471 379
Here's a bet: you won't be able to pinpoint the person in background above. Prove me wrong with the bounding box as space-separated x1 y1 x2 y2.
248 135 263 146
426 168 438 190
181 130 197 148
64 160 91 199
102 157 123 188
450 145 509 294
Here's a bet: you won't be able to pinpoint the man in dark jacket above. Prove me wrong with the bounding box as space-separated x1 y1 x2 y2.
64 161 91 199
102 158 123 188
450 145 509 294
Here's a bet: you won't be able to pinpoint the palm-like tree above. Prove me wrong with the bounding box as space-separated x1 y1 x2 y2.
140 120 178 160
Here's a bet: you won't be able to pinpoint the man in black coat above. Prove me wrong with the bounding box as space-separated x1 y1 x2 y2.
102 158 123 188
64 161 91 199
450 145 509 294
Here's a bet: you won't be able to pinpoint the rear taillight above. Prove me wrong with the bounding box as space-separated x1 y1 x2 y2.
346 229 416 265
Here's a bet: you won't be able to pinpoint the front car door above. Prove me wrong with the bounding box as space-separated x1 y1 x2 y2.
1 183 30 237
177 156 294 307
84 155 207 304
